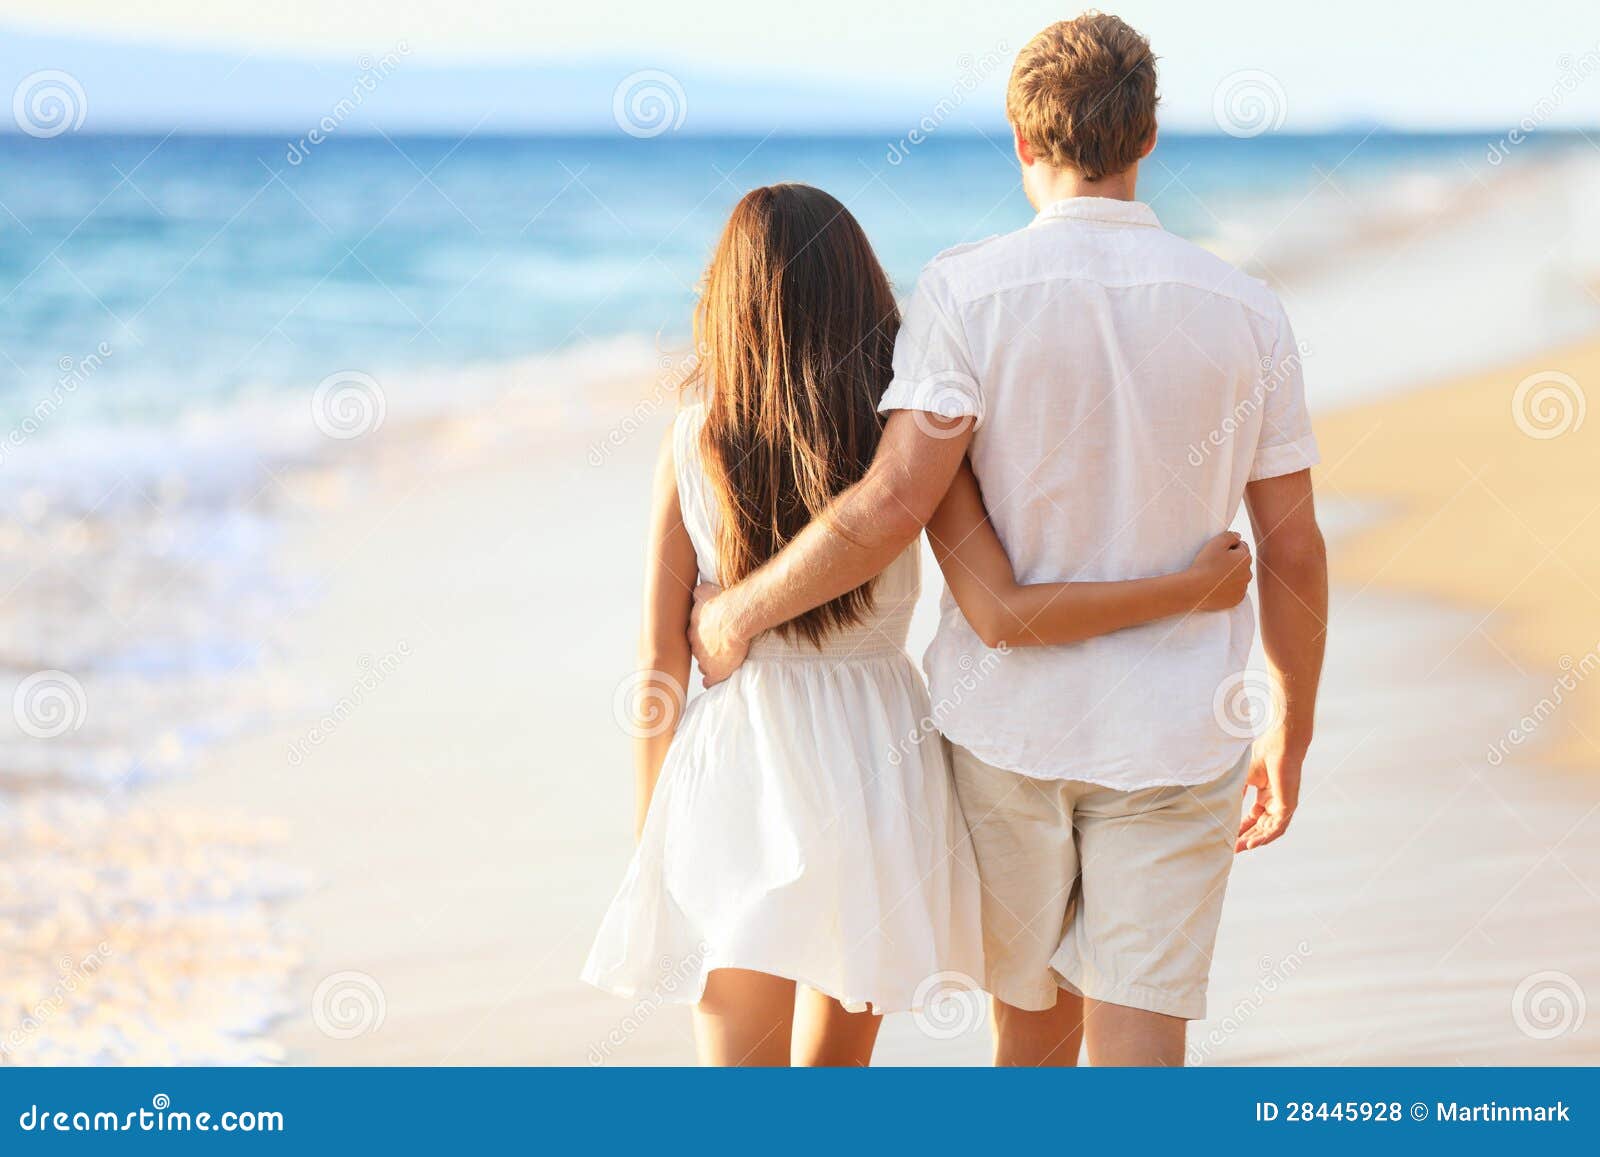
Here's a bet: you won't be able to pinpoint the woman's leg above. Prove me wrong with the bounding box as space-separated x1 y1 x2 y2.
693 968 797 1066
791 986 883 1066
992 990 1085 1066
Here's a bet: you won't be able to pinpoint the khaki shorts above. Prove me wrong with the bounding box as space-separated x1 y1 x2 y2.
950 743 1250 1020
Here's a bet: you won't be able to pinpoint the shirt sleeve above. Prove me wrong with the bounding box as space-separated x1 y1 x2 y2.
1249 300 1320 482
877 266 984 427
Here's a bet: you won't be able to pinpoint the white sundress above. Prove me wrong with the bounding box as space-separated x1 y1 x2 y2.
581 404 984 1013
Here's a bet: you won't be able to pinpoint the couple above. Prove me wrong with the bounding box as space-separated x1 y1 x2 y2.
583 13 1327 1067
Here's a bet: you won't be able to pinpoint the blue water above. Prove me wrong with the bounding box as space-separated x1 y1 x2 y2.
0 130 1555 428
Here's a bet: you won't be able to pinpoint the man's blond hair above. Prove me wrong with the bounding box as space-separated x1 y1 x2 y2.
1006 14 1159 181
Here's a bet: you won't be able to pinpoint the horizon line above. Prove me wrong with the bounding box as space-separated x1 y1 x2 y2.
0 125 1574 141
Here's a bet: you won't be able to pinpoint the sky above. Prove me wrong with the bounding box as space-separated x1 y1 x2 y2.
1 0 1598 131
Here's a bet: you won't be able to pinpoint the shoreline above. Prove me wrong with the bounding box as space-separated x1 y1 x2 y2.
1314 334 1600 770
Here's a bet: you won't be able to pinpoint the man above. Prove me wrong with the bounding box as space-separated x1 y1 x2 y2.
691 13 1327 1066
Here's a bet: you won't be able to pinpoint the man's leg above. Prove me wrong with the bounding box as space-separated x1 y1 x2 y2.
1082 999 1185 1067
946 743 1080 1066
992 990 1085 1066
1052 752 1252 1065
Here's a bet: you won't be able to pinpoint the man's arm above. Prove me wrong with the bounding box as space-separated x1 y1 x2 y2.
690 410 973 682
1237 468 1328 852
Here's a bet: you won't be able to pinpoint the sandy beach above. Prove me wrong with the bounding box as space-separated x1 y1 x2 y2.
1316 338 1600 768
135 319 1594 1065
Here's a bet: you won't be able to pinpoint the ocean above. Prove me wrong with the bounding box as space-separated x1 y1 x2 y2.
0 130 1561 426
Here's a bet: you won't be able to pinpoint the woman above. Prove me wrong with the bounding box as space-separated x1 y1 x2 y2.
582 184 1251 1066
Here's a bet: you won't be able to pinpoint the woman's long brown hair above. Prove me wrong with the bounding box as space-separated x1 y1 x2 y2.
694 184 899 647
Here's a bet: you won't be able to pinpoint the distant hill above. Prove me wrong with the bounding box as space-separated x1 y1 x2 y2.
0 25 1011 135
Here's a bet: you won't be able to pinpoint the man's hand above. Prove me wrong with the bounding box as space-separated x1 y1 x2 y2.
1236 726 1301 852
689 583 750 687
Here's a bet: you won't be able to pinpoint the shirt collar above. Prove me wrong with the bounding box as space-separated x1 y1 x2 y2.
1031 197 1162 230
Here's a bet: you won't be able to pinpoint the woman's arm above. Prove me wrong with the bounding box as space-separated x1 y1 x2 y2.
631 427 699 838
926 462 1252 649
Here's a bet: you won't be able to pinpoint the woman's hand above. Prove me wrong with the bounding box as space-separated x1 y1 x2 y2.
1186 531 1253 611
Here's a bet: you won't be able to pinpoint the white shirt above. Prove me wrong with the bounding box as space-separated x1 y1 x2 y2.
879 196 1319 787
